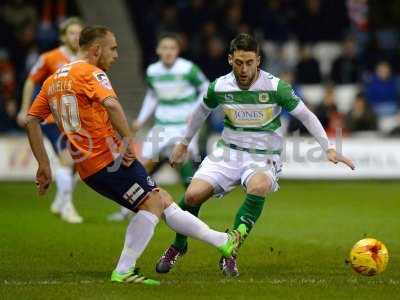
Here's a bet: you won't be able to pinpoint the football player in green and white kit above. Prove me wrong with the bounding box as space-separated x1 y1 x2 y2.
108 33 209 221
156 33 355 276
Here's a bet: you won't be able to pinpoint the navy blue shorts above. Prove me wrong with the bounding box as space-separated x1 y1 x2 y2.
41 123 67 155
83 160 158 211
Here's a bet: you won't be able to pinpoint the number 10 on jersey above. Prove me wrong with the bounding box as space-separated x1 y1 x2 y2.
50 94 81 133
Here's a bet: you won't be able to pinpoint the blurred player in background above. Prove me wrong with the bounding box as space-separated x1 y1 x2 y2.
156 33 355 277
17 17 84 223
107 33 209 221
25 25 246 284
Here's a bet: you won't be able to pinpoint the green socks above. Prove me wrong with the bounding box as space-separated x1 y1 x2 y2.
233 194 265 233
172 196 201 251
178 161 194 187
172 193 265 251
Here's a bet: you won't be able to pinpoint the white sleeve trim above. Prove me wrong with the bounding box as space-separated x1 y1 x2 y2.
289 101 334 151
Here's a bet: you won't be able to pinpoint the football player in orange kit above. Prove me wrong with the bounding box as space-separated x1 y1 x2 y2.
24 26 246 285
17 17 84 223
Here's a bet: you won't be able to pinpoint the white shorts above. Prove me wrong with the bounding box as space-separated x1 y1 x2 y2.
193 145 282 196
141 125 199 161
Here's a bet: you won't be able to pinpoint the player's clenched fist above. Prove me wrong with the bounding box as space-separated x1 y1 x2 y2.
36 164 52 195
121 140 136 167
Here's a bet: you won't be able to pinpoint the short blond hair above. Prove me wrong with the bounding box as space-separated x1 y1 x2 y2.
59 17 84 36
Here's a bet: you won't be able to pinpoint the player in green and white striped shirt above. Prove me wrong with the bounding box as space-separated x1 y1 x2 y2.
107 33 209 221
156 33 355 277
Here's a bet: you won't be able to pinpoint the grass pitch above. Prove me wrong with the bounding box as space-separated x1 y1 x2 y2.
0 180 399 299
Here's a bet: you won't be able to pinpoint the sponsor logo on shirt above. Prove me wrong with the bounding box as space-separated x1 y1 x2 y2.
234 110 265 121
54 66 71 78
240 216 255 226
93 71 112 89
224 93 234 102
259 92 269 103
146 176 155 187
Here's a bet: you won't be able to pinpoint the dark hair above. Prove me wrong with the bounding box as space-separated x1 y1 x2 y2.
356 92 365 99
59 17 84 36
158 32 180 46
229 33 259 55
79 25 111 48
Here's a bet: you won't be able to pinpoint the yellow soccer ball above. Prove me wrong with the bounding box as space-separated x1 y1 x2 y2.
349 238 389 276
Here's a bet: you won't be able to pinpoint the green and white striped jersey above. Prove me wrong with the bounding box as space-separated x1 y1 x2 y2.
203 70 301 152
146 58 208 125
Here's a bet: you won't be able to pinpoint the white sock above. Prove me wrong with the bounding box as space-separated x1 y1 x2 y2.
116 210 159 273
55 167 74 207
163 203 228 248
120 206 132 216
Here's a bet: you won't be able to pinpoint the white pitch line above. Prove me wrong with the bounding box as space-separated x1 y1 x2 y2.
2 278 399 286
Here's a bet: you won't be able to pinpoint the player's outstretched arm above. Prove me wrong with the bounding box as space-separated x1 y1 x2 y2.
169 102 212 167
290 101 355 170
103 97 136 167
25 115 52 195
17 78 36 127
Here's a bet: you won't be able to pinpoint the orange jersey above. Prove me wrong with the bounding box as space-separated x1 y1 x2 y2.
29 47 75 124
28 60 120 179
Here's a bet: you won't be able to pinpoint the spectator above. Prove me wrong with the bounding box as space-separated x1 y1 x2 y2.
281 70 309 136
294 0 325 43
295 45 322 84
294 0 348 43
220 2 243 42
313 85 349 137
330 37 360 84
190 20 219 58
0 48 17 133
263 43 291 77
345 92 377 132
260 0 290 42
197 36 230 81
157 5 181 35
180 0 213 37
346 0 369 55
365 61 399 117
326 111 349 138
314 84 338 129
388 113 400 136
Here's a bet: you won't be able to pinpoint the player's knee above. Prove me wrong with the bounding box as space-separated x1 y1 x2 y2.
138 191 164 217
59 150 74 167
247 176 272 196
157 188 174 209
184 189 203 206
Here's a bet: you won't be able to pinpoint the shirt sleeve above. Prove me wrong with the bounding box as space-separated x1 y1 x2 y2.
136 89 158 126
203 80 219 109
289 101 334 151
29 54 50 84
182 102 212 145
28 80 51 121
187 64 208 87
83 70 117 103
276 80 301 112
145 72 154 90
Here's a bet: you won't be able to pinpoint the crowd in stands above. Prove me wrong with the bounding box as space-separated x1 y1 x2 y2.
129 0 400 137
1 0 400 137
0 0 79 133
